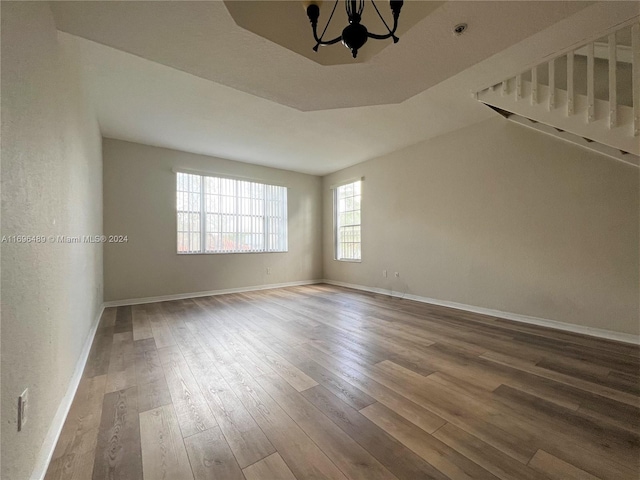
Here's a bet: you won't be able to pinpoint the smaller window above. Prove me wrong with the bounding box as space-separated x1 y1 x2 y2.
335 180 361 261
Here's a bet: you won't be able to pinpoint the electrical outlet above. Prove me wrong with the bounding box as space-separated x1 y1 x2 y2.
266 267 271 275
383 270 387 277
395 272 400 278
18 388 28 431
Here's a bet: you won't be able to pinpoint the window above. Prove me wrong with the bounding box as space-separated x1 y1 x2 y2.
335 180 361 261
176 172 287 254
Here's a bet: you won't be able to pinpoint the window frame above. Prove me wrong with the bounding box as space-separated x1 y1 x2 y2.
176 172 288 255
334 179 362 262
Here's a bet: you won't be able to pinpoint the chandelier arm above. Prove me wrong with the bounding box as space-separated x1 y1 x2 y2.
311 0 342 50
367 12 400 42
316 0 339 42
367 31 400 43
314 35 344 46
370 0 393 35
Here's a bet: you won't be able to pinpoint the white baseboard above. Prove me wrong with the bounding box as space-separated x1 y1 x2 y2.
30 305 105 480
103 279 323 307
323 279 640 345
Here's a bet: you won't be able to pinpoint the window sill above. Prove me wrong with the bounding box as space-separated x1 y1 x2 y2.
178 250 288 255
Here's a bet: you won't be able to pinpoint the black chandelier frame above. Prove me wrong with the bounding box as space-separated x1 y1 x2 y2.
305 0 404 58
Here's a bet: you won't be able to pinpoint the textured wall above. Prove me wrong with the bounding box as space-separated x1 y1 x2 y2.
0 3 103 479
103 139 323 301
323 118 639 335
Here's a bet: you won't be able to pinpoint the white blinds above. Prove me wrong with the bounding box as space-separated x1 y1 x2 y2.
177 172 287 254
335 180 361 261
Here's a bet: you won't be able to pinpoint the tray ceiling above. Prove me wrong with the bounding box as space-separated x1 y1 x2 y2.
50 1 592 111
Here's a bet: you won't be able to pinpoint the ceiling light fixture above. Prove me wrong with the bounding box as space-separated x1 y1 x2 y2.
303 0 404 59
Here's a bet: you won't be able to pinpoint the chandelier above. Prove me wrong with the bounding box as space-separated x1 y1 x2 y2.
303 0 404 59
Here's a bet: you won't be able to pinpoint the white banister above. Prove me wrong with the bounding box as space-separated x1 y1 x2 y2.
548 59 555 111
587 43 595 123
609 33 617 128
475 21 639 158
633 23 639 137
567 52 574 116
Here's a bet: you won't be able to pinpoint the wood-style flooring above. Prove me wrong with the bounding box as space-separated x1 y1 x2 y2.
45 284 640 480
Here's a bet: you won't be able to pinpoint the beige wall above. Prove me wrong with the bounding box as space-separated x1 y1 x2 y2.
103 139 323 302
1 3 103 479
323 118 639 336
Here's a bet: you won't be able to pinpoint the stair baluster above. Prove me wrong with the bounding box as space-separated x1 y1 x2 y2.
531 66 538 105
567 51 574 116
608 33 617 128
632 23 639 137
587 43 595 123
548 59 555 111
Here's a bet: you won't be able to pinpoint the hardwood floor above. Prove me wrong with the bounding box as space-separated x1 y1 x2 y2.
45 284 640 480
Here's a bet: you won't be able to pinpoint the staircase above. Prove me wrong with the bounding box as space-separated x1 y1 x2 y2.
476 22 639 167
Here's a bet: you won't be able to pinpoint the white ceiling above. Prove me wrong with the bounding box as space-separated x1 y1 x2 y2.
52 1 638 175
